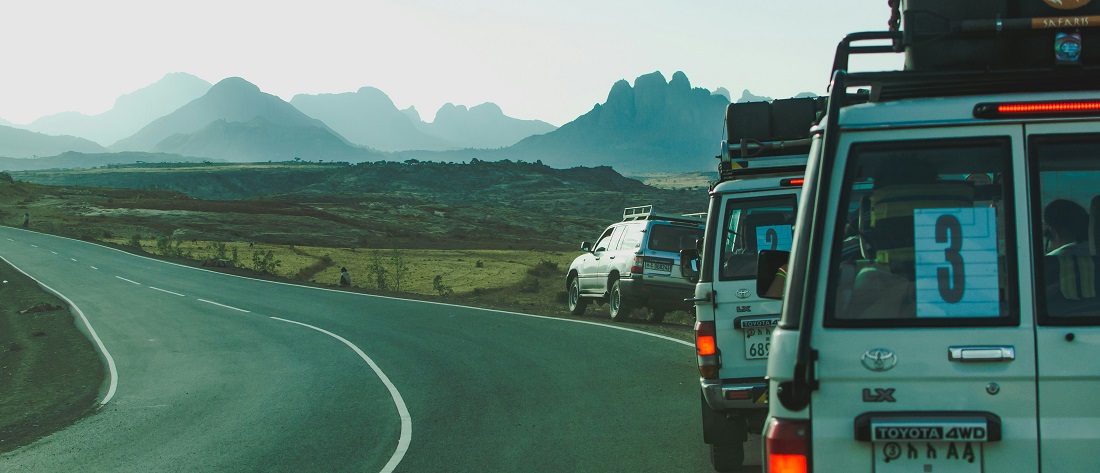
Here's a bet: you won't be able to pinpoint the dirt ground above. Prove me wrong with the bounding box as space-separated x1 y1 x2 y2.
0 260 104 453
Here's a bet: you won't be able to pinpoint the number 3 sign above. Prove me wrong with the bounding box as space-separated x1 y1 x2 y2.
913 207 1000 317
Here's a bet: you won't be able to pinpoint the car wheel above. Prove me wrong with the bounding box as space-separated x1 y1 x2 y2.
567 277 589 315
609 279 631 321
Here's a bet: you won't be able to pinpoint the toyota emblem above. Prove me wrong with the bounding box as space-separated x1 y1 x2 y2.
861 348 897 372
736 289 751 299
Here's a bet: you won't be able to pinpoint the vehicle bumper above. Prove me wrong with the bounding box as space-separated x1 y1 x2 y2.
618 276 694 308
701 377 769 410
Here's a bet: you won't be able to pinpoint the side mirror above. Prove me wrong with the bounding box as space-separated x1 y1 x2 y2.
581 241 592 252
756 249 790 300
680 248 701 283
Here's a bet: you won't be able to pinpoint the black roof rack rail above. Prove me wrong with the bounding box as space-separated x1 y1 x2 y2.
622 205 704 224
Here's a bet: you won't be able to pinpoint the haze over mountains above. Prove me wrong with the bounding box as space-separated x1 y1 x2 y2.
1 70 810 173
24 73 212 146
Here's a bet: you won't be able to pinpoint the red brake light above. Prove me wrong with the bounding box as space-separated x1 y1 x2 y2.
975 99 1100 119
766 418 811 473
695 321 716 356
781 178 805 187
630 256 644 275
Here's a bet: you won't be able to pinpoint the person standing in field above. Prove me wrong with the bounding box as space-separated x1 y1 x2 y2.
339 267 352 287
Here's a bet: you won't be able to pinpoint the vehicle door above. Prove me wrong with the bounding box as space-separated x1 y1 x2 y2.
810 126 1038 472
711 193 798 370
593 224 626 292
1027 124 1100 471
578 226 616 291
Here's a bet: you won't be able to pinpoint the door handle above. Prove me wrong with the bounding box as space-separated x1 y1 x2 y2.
948 346 1015 362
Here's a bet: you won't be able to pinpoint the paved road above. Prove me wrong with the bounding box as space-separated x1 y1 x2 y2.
0 228 757 472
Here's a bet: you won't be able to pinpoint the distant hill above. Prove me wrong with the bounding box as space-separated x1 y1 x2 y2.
418 102 556 149
290 87 449 152
25 73 211 145
292 87 556 151
0 125 108 159
112 77 347 154
152 117 379 163
504 71 729 173
0 151 213 172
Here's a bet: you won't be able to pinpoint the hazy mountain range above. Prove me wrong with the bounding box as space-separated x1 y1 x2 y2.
1 71 810 172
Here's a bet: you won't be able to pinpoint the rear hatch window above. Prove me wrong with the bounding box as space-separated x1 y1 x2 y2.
827 137 1018 327
719 196 797 280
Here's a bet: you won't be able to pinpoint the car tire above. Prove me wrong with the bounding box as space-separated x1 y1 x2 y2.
709 414 747 471
609 279 631 321
567 277 589 315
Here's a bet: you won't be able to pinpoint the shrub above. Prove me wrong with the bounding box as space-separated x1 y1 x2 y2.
432 275 453 296
252 250 281 274
527 260 560 277
518 274 541 293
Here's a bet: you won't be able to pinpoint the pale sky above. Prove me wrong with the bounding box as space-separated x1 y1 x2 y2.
0 0 902 127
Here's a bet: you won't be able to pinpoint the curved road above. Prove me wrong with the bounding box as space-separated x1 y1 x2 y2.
0 228 731 472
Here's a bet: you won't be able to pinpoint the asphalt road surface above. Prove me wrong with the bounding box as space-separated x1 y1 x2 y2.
0 228 761 472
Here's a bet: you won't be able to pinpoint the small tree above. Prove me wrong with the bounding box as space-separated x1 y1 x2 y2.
432 275 453 296
252 250 281 274
368 250 389 290
390 249 409 292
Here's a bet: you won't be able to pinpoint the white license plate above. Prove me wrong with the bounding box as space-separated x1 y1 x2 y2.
644 261 672 272
743 326 772 359
874 441 982 472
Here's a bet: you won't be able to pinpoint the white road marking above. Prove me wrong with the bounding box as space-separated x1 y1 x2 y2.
271 317 411 473
149 287 185 297
51 251 58 255
71 258 77 262
115 276 141 285
90 266 98 270
30 244 37 247
0 255 118 405
197 299 250 313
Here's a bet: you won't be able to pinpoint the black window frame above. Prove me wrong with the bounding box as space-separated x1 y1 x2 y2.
824 136 1021 329
716 194 799 282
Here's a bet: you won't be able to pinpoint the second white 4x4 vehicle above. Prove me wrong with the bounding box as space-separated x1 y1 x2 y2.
763 2 1100 472
566 205 703 322
683 95 825 471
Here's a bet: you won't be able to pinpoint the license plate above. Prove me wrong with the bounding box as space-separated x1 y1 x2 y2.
743 326 772 359
874 441 982 472
643 261 672 273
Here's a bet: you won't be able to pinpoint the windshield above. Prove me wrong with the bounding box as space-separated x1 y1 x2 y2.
1032 134 1100 324
718 196 797 280
827 137 1017 327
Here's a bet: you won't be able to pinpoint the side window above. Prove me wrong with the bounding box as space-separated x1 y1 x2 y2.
619 225 642 251
827 138 1016 327
1032 134 1100 324
718 196 797 280
594 227 615 252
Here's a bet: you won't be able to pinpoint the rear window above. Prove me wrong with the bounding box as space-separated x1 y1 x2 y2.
718 196 797 281
826 137 1017 328
1031 134 1100 326
646 224 702 253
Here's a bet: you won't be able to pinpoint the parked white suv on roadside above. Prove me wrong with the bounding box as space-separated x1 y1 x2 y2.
566 205 703 322
762 2 1100 472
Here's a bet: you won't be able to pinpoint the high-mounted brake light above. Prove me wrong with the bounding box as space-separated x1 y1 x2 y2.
781 178 805 187
766 418 811 473
695 321 720 378
974 99 1100 119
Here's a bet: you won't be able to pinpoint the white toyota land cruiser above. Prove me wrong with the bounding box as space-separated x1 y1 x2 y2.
762 1 1100 472
681 96 825 471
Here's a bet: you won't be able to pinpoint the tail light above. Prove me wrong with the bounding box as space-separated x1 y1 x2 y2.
766 418 811 473
695 321 720 378
630 256 644 275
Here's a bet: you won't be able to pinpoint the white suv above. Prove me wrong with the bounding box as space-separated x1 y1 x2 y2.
684 96 823 471
763 3 1100 472
566 206 703 322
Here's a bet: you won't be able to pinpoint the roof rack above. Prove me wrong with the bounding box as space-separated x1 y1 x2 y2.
831 30 1100 106
716 97 826 183
622 205 704 224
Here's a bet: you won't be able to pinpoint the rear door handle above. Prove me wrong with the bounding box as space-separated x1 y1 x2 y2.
948 346 1015 362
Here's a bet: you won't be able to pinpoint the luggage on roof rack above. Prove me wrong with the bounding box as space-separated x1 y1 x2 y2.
899 0 1100 70
717 96 826 182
